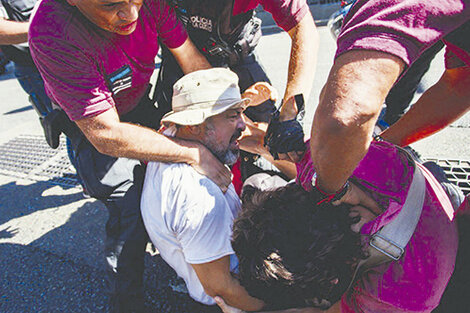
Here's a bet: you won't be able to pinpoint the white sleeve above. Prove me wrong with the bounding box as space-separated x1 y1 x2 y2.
175 182 236 264
0 4 8 19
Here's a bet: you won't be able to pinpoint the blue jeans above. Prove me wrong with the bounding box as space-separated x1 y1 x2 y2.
13 62 80 178
14 62 53 117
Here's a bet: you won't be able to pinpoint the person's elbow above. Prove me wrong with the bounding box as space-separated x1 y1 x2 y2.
201 279 231 299
315 99 377 138
201 276 243 302
86 128 123 156
75 115 124 156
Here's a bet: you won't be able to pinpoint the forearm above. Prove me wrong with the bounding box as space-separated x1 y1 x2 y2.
311 50 403 192
260 153 297 180
95 123 201 163
0 18 29 45
216 275 265 312
381 67 470 146
238 117 297 179
169 37 211 74
239 141 297 179
279 12 318 120
76 113 200 163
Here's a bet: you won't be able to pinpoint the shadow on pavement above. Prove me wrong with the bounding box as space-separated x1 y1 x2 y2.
4 105 33 115
0 178 221 313
0 180 83 224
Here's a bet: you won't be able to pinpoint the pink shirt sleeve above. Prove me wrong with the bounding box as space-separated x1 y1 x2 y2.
30 34 115 121
234 0 309 32
154 0 188 49
29 0 188 121
336 0 470 66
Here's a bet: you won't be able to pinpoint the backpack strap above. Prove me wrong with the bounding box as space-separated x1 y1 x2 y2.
347 162 426 290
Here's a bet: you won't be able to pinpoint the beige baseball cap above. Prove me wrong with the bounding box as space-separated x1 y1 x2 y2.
161 68 250 125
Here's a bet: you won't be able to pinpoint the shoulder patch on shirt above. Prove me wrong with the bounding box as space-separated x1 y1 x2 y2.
106 65 133 95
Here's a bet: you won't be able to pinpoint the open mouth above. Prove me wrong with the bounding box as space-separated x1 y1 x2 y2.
229 131 242 148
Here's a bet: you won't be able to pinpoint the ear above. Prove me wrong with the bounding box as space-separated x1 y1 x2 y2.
187 124 203 135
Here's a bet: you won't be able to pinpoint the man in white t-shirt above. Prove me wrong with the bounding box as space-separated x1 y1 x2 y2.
141 68 272 311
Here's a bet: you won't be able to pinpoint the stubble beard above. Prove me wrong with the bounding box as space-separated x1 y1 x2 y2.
202 125 241 166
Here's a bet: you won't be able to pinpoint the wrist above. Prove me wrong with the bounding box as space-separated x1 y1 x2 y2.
177 139 203 165
279 104 298 122
312 174 350 204
279 107 297 121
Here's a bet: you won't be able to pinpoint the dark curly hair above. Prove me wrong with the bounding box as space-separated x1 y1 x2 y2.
232 183 367 310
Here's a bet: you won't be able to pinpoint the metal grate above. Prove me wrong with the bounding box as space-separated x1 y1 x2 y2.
0 134 79 187
424 158 470 195
1 135 469 195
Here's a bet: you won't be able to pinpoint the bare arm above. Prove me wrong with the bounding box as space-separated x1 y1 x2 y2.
0 18 29 45
239 115 297 180
73 38 229 189
311 50 404 193
75 108 232 191
380 66 470 146
192 256 265 312
168 36 211 74
278 12 318 121
240 82 297 179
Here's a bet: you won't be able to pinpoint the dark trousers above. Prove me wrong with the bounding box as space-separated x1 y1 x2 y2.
67 94 164 313
155 48 276 180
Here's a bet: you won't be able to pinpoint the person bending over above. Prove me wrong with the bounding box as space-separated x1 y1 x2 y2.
219 139 462 313
141 68 294 312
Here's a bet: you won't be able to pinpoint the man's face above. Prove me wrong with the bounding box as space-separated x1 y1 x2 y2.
200 108 246 165
67 0 143 35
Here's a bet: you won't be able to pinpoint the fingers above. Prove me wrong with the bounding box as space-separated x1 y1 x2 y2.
217 165 232 193
214 296 245 313
191 147 231 193
332 182 382 215
243 82 278 106
277 151 304 163
287 151 304 163
214 296 228 311
277 152 289 161
349 205 377 232
254 82 278 101
198 166 230 193
207 158 232 192
350 184 382 215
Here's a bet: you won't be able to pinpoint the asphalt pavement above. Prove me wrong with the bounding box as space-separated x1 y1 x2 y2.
1 15 470 313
